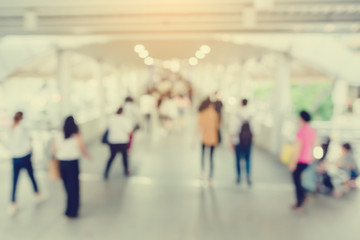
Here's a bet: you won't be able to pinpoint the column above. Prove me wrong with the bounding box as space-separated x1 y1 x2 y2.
96 59 107 124
332 79 348 118
271 54 292 155
57 49 72 120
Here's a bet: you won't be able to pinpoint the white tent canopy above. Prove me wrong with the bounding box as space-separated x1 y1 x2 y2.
0 34 359 85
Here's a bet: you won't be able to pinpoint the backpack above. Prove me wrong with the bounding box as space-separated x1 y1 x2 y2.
239 121 252 146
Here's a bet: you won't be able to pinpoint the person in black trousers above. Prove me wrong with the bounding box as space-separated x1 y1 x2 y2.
289 111 316 210
53 116 92 219
104 107 133 179
105 143 129 178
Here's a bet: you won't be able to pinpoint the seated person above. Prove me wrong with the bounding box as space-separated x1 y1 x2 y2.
337 143 359 189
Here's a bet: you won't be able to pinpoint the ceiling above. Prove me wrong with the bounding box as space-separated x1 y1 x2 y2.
0 0 360 84
77 39 268 66
0 0 359 36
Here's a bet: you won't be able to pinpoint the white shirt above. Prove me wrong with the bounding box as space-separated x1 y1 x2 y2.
7 123 32 158
230 106 253 145
108 114 132 144
55 133 81 161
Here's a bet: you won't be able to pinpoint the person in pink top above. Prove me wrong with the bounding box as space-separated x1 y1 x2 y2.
289 110 316 210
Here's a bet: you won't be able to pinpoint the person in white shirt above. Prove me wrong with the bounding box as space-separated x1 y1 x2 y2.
7 112 41 212
52 116 91 219
104 107 133 179
230 99 253 186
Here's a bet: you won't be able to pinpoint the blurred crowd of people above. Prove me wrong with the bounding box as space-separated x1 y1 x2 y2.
139 76 192 133
1 79 358 219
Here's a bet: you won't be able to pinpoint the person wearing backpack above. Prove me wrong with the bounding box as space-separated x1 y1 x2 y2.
230 99 253 186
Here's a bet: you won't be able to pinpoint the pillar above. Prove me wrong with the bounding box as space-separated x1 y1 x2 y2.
96 60 106 116
57 49 72 120
271 54 292 155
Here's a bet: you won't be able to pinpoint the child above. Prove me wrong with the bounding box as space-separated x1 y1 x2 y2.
338 143 359 189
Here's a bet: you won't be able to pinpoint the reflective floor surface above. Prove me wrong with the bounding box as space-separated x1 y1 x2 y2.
0 128 359 240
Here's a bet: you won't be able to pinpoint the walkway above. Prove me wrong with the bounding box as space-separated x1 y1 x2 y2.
0 127 359 240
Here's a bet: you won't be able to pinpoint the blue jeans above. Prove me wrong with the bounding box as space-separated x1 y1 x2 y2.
235 144 252 179
12 153 39 202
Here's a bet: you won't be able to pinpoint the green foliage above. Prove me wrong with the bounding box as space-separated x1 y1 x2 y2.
253 83 274 100
253 82 333 121
291 83 333 121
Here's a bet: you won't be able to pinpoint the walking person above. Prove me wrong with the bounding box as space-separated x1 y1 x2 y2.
197 99 220 183
104 107 133 179
7 112 42 213
338 143 359 189
289 111 316 210
230 99 253 186
53 116 92 219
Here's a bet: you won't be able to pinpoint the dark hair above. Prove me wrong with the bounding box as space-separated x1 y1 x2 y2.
300 110 311 122
343 143 352 151
13 112 23 123
63 116 79 139
214 101 223 114
117 107 123 115
125 96 134 103
198 97 211 112
242 99 248 106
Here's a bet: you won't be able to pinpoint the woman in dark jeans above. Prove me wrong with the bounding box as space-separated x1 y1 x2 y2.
7 112 42 213
53 116 92 219
197 99 220 183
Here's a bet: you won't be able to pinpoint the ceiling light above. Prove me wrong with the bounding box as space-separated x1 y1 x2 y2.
139 50 149 58
200 45 211 54
144 57 154 65
134 44 145 53
195 50 205 59
189 57 198 66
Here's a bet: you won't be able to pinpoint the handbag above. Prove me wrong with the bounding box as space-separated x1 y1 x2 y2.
280 144 294 165
48 158 61 180
102 129 109 144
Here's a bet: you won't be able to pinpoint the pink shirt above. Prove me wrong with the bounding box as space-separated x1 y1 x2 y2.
297 124 316 164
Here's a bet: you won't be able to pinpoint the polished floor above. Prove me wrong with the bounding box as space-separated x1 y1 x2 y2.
0 125 359 240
